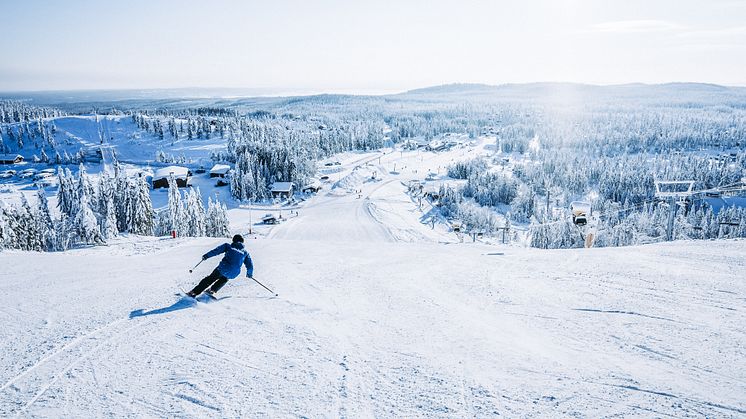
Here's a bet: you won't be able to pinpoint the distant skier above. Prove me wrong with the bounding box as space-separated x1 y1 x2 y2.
186 234 253 298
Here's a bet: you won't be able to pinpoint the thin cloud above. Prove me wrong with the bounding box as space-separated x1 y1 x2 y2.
590 20 683 33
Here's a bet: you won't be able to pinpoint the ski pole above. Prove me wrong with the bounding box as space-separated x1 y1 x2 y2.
250 277 278 297
189 260 203 273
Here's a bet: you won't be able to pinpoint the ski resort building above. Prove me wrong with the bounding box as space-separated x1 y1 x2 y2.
209 164 231 178
271 182 294 198
302 180 322 193
261 214 278 224
152 166 191 189
0 154 23 165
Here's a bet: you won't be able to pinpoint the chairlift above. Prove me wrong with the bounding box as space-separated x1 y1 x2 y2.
570 201 591 226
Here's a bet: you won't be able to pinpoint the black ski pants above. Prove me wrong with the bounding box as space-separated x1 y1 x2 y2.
189 268 228 295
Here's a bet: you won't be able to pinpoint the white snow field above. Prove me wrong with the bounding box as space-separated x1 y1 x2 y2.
1 125 745 417
1 234 745 416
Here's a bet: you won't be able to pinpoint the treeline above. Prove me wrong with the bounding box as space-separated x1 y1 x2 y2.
131 111 387 202
0 165 230 252
0 103 98 165
0 100 66 124
440 148 746 247
0 117 59 156
529 203 746 249
155 174 230 238
435 185 511 237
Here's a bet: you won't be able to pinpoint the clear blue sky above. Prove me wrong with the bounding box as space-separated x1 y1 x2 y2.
2 0 745 92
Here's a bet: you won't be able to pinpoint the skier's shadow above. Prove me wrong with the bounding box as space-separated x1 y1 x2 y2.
129 297 196 318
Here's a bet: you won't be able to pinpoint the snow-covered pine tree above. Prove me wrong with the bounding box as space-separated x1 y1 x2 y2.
114 164 132 233
129 177 154 236
36 188 58 251
0 203 17 250
56 168 77 217
70 191 103 245
98 173 118 239
77 164 96 203
205 196 230 237
182 187 205 237
69 166 103 246
19 194 43 251
167 173 183 236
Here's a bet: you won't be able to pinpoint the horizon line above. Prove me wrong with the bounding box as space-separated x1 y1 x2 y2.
1 80 746 99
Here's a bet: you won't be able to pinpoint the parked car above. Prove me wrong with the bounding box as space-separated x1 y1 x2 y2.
35 177 55 187
0 170 16 179
19 169 37 179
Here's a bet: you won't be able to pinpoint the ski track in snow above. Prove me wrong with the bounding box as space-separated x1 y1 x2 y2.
1 138 745 416
1 238 745 417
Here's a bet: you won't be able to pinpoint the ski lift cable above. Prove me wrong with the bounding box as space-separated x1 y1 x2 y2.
531 179 745 229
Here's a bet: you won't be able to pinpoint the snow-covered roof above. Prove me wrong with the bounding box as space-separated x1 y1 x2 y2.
271 182 294 192
154 166 189 180
570 201 591 216
0 154 23 161
210 164 231 175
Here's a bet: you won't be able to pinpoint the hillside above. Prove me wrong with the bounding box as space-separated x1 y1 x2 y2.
1 83 745 416
0 236 744 417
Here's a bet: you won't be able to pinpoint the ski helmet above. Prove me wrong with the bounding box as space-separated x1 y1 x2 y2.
232 234 245 243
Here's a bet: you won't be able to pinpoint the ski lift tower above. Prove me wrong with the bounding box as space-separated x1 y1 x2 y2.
655 180 695 241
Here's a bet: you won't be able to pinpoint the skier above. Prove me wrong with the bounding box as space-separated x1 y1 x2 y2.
186 234 253 298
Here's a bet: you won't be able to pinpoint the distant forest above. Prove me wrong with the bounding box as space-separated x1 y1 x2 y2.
1 83 745 250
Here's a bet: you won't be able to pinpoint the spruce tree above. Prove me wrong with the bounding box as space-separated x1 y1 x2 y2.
130 177 154 236
167 173 182 236
36 188 58 251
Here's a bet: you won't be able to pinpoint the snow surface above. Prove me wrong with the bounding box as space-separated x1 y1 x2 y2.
1 238 745 416
1 122 745 416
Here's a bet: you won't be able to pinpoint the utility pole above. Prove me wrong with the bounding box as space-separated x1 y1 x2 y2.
654 180 694 241
543 177 551 222
665 197 676 241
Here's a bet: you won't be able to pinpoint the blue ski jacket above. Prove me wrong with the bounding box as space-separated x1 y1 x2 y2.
203 242 253 279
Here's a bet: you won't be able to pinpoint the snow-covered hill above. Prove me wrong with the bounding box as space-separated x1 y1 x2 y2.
1 236 744 417
1 90 745 416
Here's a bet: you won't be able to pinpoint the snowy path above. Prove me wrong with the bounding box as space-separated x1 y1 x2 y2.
1 238 745 417
268 180 396 242
269 143 479 243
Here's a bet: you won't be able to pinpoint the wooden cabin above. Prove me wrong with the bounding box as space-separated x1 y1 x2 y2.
152 166 191 189
261 214 278 224
271 182 294 199
0 154 23 165
209 164 231 178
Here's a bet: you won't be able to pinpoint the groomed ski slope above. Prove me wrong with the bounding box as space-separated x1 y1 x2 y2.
1 235 745 417
0 130 744 417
